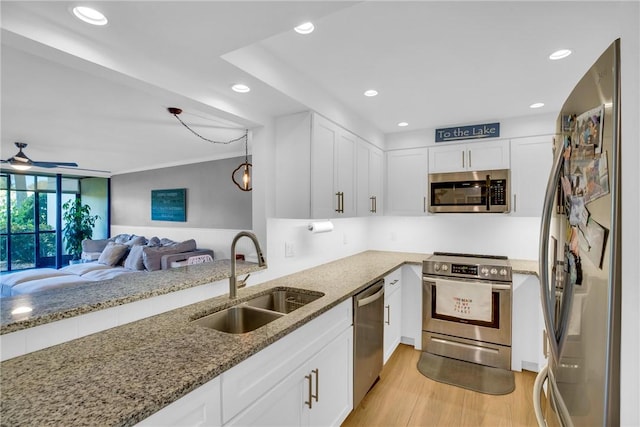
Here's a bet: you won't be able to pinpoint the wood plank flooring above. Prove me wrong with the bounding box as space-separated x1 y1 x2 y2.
342 345 538 427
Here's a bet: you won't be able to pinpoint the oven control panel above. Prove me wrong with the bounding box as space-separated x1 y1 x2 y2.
423 258 512 282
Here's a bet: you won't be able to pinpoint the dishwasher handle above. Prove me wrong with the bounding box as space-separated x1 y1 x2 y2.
356 282 385 307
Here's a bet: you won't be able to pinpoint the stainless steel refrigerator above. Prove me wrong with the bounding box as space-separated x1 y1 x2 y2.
534 39 621 426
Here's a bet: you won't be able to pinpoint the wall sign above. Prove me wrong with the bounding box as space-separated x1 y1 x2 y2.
435 122 500 143
151 188 186 222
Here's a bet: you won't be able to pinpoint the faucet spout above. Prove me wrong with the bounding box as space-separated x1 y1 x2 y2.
229 231 266 299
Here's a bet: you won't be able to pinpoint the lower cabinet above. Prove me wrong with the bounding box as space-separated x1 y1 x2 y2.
227 327 353 427
511 273 546 372
136 376 221 426
383 268 402 364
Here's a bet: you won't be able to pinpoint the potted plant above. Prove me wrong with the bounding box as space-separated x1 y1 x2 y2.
62 199 100 262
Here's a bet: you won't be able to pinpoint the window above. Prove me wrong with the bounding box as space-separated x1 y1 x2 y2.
0 172 108 272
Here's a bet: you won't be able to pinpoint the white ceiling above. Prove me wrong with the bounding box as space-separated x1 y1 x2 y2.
0 1 629 177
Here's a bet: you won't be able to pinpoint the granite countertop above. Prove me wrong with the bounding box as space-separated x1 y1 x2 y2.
1 259 264 334
0 251 538 426
509 259 539 276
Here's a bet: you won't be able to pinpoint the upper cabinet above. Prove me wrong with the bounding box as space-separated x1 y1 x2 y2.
428 140 510 173
385 148 429 216
510 137 553 216
356 139 384 216
275 111 381 219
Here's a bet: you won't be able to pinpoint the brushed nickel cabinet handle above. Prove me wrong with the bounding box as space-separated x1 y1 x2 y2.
312 368 319 403
385 305 390 325
514 194 517 212
468 150 472 168
305 373 313 408
335 192 344 213
423 196 427 213
462 150 465 168
389 279 399 286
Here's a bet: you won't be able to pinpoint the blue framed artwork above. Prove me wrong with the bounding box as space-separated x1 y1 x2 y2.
151 188 186 222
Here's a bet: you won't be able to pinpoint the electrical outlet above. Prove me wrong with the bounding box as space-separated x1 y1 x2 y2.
285 242 295 258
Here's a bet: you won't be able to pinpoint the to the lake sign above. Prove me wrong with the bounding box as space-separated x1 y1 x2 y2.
435 122 500 143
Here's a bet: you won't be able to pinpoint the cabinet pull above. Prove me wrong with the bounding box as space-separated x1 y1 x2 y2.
468 150 472 168
389 279 399 286
423 196 427 213
305 373 313 408
513 194 517 212
462 150 465 168
335 192 344 213
312 368 319 403
370 196 377 213
385 305 390 325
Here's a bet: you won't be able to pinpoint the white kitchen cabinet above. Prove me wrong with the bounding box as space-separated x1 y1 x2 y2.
511 273 546 372
428 140 510 173
226 327 352 427
356 139 383 216
275 111 358 218
400 264 423 351
510 137 553 216
222 299 353 425
383 268 402 364
136 376 221 426
385 148 429 216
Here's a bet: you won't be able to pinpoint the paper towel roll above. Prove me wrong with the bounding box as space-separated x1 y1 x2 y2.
308 221 334 233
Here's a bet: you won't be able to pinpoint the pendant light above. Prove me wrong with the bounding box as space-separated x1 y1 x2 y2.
168 107 251 191
232 131 252 192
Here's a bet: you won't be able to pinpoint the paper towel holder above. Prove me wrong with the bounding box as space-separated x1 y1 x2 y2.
308 220 334 233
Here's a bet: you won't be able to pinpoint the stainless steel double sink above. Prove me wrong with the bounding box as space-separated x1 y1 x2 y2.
192 288 324 334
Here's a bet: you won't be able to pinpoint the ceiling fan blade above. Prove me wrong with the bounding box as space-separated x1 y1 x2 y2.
32 161 79 168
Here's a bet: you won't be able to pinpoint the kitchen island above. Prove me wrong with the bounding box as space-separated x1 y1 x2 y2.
0 251 538 426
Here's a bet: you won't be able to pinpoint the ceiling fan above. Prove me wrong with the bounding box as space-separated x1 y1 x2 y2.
1 142 78 171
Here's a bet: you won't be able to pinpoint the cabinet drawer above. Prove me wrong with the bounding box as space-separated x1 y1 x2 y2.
384 268 402 295
221 299 352 423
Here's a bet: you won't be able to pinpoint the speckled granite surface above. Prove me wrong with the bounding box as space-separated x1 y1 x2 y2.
509 259 539 276
0 251 538 426
0 260 264 334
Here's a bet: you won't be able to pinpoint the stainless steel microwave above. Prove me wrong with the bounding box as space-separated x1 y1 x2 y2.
428 169 510 213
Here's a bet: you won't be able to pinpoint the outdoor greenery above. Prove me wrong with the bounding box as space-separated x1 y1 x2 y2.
62 199 100 260
0 193 54 269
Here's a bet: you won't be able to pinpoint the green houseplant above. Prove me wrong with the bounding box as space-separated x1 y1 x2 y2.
62 199 100 261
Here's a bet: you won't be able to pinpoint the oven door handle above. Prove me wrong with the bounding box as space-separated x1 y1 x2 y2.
424 277 511 291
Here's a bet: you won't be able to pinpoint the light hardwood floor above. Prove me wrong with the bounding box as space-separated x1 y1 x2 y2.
342 345 538 427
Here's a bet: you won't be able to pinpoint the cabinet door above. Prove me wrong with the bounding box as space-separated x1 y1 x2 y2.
336 130 357 217
356 140 383 216
428 144 466 173
385 148 428 215
369 146 383 216
467 140 510 171
384 285 402 364
510 137 553 216
137 376 221 426
225 364 307 427
311 114 338 219
306 327 353 427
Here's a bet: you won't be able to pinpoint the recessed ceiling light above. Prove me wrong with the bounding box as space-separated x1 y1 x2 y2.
72 6 108 26
549 49 572 60
294 22 315 35
231 84 250 93
364 89 378 97
397 122 409 127
530 102 545 109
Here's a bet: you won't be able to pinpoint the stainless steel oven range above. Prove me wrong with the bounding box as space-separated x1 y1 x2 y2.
422 252 513 370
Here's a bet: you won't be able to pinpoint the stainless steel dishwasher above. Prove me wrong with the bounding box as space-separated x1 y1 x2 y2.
353 279 385 408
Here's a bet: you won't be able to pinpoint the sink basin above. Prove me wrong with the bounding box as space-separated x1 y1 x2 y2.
245 289 324 314
192 306 284 334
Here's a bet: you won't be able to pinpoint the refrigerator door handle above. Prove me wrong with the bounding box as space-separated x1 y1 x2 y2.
538 142 565 363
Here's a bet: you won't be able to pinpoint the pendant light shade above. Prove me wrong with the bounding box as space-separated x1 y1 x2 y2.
232 131 252 192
